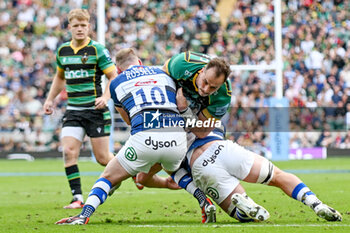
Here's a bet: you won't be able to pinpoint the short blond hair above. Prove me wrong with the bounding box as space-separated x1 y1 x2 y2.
68 9 90 23
115 48 139 71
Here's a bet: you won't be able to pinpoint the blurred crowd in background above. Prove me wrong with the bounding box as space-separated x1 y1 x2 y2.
0 0 350 153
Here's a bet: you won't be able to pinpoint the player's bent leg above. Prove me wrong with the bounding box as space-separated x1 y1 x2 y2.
271 168 342 221
62 136 84 209
231 193 270 221
268 166 301 196
55 156 132 225
244 155 342 221
243 154 301 196
220 185 269 222
164 169 216 224
242 153 274 184
243 154 300 194
90 136 114 166
91 136 119 196
100 156 133 187
136 168 212 222
219 184 245 212
170 168 216 223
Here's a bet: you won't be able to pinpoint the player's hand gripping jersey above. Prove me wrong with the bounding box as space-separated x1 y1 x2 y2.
164 51 232 119
110 65 182 135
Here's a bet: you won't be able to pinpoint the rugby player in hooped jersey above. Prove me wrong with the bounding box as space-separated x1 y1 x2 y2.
55 48 188 225
182 128 342 222
140 127 342 222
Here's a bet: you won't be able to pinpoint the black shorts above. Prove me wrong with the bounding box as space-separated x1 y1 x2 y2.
62 109 111 138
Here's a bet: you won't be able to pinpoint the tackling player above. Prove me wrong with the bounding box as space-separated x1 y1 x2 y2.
135 51 342 223
55 48 188 225
140 126 343 222
134 51 232 223
186 128 343 222
163 51 232 137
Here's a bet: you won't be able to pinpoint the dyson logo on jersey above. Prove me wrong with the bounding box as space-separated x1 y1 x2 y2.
145 137 177 150
202 145 224 167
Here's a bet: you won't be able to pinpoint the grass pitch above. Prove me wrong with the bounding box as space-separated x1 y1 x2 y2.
0 158 349 233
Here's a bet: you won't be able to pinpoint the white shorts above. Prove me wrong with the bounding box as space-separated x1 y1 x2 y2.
191 140 255 204
117 130 187 176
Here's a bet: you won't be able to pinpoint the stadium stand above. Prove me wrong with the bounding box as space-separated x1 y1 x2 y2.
0 0 349 152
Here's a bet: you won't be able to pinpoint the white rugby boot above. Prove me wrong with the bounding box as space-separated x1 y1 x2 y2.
313 203 342 221
231 193 270 221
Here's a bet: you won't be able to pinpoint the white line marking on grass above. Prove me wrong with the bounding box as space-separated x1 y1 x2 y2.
129 224 350 228
0 190 180 196
1 169 350 177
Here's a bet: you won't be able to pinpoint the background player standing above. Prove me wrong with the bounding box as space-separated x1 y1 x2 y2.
43 9 118 209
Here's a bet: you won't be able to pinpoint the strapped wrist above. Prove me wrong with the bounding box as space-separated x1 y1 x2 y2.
179 107 198 130
179 107 188 114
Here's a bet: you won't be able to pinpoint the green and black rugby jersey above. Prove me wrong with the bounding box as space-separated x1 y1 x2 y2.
164 51 232 119
56 38 116 110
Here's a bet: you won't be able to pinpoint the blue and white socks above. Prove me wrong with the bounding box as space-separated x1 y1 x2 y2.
292 183 321 209
80 177 112 218
171 168 207 207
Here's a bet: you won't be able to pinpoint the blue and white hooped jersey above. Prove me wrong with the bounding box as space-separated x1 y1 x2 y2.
110 65 181 134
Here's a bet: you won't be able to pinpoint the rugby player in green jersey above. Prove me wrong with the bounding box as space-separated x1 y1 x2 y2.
133 51 232 223
43 9 118 209
163 51 232 137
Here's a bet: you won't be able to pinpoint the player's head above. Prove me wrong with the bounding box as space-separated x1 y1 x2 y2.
115 48 142 73
196 57 231 97
68 9 90 42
